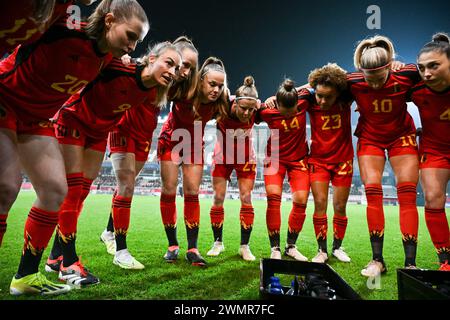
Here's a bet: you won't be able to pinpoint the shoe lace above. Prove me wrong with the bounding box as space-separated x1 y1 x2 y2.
34 272 53 287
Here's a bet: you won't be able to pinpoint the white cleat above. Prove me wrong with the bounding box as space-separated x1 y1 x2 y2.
100 230 116 255
312 249 328 263
332 247 351 262
113 249 145 270
239 244 256 261
361 260 386 277
206 241 225 256
284 245 308 261
270 246 282 260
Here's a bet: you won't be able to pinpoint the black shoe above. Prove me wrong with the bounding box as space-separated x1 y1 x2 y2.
186 250 207 267
163 247 179 263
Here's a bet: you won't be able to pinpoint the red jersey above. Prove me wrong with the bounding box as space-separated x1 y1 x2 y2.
305 89 354 163
55 59 153 140
0 20 113 124
256 97 309 162
348 64 421 144
159 100 216 152
213 103 256 165
410 83 450 158
116 90 161 144
0 0 74 56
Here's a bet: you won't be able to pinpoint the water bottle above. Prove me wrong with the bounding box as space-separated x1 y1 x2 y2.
267 276 283 295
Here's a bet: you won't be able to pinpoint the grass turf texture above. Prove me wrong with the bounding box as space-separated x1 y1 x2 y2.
0 191 447 300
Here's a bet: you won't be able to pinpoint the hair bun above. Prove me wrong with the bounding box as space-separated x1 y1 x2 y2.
244 76 255 87
432 32 450 44
283 79 295 91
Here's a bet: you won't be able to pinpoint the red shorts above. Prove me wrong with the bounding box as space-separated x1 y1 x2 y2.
55 123 106 152
357 134 418 158
309 159 353 187
0 103 54 136
264 158 310 192
108 130 150 162
419 152 450 170
157 138 204 165
212 162 257 181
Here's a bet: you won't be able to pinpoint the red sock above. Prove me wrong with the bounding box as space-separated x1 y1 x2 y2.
210 205 224 229
24 207 59 254
112 195 132 236
59 173 83 241
313 213 328 240
184 194 200 228
0 213 7 247
425 207 450 254
266 194 281 236
365 184 384 237
333 214 348 240
240 204 254 230
77 177 94 217
397 182 419 241
288 202 306 233
160 193 177 227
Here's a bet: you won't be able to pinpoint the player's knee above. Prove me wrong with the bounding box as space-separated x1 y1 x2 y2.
240 191 252 204
37 180 68 209
313 196 328 212
0 182 21 212
161 181 178 195
424 190 446 208
333 201 347 215
213 194 225 205
119 184 135 198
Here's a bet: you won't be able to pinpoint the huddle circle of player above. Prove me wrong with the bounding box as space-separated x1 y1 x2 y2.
0 0 448 296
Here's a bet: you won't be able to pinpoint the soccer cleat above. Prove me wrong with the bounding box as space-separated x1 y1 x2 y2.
312 249 328 263
404 264 418 270
361 260 387 277
10 272 71 296
100 230 116 255
44 255 63 273
186 249 207 267
332 247 351 262
284 245 308 261
113 249 145 270
239 244 256 261
439 260 450 271
270 246 282 260
163 246 179 263
206 241 225 257
59 260 100 288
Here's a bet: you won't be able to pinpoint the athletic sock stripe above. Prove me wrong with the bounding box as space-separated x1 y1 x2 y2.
184 196 199 203
113 200 132 206
425 208 445 214
397 186 416 192
29 211 58 225
29 210 58 225
160 194 176 202
267 194 281 201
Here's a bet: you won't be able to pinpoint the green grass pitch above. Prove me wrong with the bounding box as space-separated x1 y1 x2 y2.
0 191 448 300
